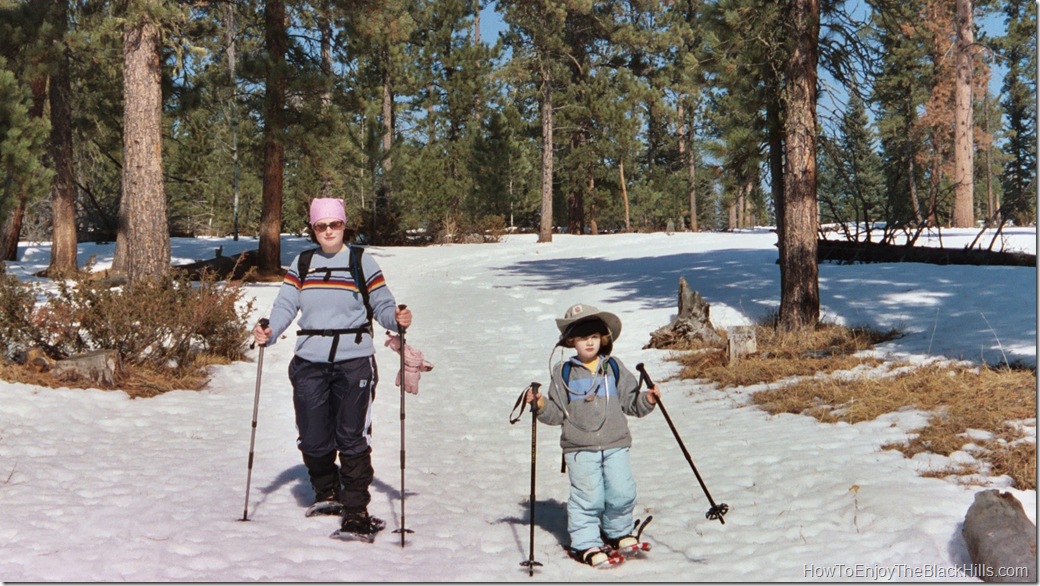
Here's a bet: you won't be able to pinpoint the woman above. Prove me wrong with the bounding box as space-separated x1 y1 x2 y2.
253 197 412 536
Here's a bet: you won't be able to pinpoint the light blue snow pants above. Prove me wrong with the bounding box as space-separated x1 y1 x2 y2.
565 447 637 551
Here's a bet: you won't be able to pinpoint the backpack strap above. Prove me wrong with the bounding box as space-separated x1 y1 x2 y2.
295 248 318 288
561 356 619 394
293 245 375 359
349 245 374 330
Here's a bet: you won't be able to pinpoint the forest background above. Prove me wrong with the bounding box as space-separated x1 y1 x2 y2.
0 0 1035 300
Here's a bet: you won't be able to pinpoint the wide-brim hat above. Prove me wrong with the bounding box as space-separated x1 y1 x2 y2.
555 303 622 342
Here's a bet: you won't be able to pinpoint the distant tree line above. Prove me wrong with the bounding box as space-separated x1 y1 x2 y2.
0 0 1034 329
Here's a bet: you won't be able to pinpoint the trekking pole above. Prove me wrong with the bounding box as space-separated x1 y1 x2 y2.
510 383 543 576
241 318 269 522
392 305 414 548
636 363 728 525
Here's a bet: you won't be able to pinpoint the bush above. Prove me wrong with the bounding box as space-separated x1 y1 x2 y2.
0 265 255 388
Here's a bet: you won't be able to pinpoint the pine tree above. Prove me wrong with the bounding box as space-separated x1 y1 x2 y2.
0 57 52 259
779 0 821 329
997 0 1037 225
500 0 569 243
819 90 885 240
0 1 52 261
951 0 976 227
47 0 77 275
257 0 287 274
871 0 931 228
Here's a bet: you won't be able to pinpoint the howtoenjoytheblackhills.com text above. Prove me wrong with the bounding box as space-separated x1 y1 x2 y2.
804 562 1031 581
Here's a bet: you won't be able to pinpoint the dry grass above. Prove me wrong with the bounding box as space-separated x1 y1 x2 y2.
0 354 232 399
670 322 1037 490
675 322 897 388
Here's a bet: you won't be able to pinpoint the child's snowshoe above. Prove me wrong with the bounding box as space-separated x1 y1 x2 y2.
602 516 653 557
568 546 624 568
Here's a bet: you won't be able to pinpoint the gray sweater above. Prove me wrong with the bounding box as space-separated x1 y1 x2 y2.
537 355 656 453
265 247 401 362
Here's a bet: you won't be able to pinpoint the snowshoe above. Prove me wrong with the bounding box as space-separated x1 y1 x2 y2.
567 546 624 568
602 516 653 558
305 488 343 517
331 511 386 543
305 500 344 517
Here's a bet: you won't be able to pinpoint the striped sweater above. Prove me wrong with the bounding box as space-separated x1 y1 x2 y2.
265 246 401 363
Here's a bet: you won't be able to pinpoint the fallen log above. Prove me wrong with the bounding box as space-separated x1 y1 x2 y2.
174 248 280 282
51 350 121 388
818 239 1036 267
962 489 1037 582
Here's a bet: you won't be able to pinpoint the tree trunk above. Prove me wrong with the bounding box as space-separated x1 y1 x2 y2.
0 73 45 262
48 0 78 275
122 4 170 285
319 6 334 199
379 52 395 241
567 130 586 235
909 149 923 225
680 99 698 232
588 180 598 235
472 0 482 124
983 85 999 225
537 64 553 243
620 158 631 232
226 2 241 241
258 0 286 274
778 0 821 330
927 151 941 227
0 203 26 262
767 86 785 239
951 0 975 227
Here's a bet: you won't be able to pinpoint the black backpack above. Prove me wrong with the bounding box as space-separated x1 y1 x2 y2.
294 245 374 360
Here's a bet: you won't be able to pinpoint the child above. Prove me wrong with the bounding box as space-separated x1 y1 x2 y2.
527 303 660 567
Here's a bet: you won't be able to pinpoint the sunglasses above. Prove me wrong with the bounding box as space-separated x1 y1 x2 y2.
313 220 345 232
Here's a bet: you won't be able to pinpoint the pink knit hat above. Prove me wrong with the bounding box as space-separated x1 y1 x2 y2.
309 198 347 225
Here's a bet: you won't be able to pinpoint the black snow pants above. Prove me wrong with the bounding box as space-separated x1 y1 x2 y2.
289 354 378 513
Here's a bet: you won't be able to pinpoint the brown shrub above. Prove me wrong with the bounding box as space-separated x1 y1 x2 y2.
0 265 255 392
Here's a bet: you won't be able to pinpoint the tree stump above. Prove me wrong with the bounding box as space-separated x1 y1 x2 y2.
962 489 1036 582
51 350 121 388
726 325 757 365
645 277 724 349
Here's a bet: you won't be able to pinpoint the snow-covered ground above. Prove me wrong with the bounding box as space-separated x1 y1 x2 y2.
0 227 1035 581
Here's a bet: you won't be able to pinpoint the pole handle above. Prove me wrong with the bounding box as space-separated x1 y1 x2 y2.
249 318 270 350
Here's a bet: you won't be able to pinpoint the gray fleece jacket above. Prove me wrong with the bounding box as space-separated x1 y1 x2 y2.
536 354 656 453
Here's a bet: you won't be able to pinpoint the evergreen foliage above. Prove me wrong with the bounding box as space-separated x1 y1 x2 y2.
0 0 1030 257
0 57 52 223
